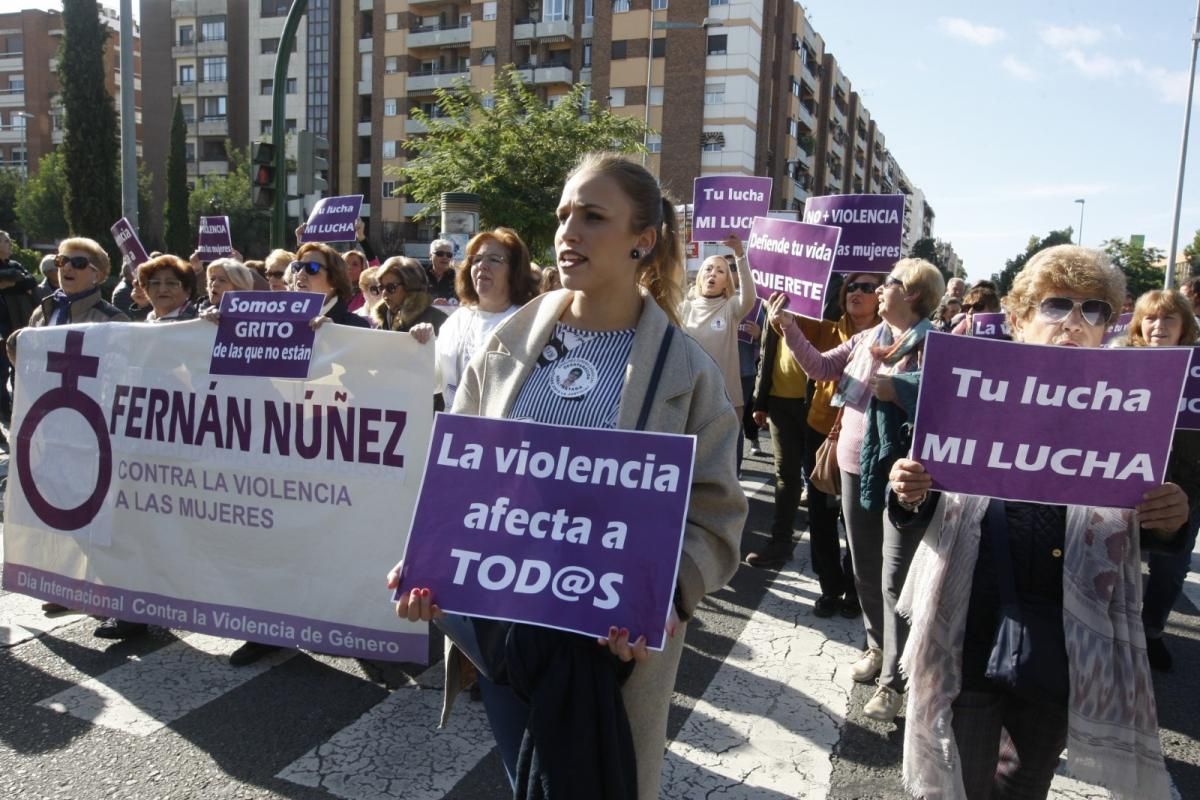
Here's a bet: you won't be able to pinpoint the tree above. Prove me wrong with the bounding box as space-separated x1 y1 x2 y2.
908 237 949 282
392 66 651 257
990 228 1074 295
15 150 69 246
59 0 122 269
163 98 192 256
0 169 21 238
1183 228 1200 278
1102 237 1165 299
187 145 270 257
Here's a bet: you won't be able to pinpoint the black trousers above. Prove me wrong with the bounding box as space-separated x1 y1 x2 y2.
803 419 853 599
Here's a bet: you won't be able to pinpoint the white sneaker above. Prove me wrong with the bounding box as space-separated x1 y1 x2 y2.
863 685 903 722
850 647 882 683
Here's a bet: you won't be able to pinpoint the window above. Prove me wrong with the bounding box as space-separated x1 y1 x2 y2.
178 25 194 45
583 41 592 67
261 0 289 17
8 75 23 92
286 118 297 133
483 2 497 20
609 87 625 107
480 49 496 66
649 86 664 105
383 141 397 159
200 16 226 42
709 0 728 5
613 0 630 12
482 94 495 109
652 0 667 8
181 103 195 122
178 64 195 85
384 98 398 116
647 134 662 153
286 78 298 93
544 0 568 21
202 57 226 82
585 0 594 21
361 52 372 79
787 118 797 137
611 40 627 59
260 79 273 95
385 13 399 30
201 96 227 120
704 82 724 104
382 180 397 198
260 119 272 134
707 34 727 55
385 56 398 73
651 38 666 58
262 38 279 54
10 113 24 130
201 139 227 160
184 142 195 163
701 132 724 151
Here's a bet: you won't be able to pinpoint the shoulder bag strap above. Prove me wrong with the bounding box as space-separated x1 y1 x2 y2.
636 325 675 432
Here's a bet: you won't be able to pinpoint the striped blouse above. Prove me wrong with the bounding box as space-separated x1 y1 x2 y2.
510 323 635 429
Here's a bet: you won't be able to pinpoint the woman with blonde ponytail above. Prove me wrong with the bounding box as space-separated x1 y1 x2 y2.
390 152 747 799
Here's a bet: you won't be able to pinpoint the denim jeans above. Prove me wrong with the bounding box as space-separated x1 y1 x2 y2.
1142 506 1200 638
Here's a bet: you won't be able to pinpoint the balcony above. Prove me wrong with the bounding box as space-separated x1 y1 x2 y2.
172 38 226 59
0 55 21 72
358 78 372 94
357 120 372 135
171 0 229 16
513 18 574 42
406 0 444 6
0 89 24 107
405 117 428 134
189 116 228 136
516 63 572 85
356 162 371 178
198 159 228 175
797 101 815 129
0 127 24 144
360 36 374 53
406 69 469 93
407 22 471 49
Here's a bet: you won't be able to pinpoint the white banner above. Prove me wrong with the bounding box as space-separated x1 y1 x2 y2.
2 320 431 661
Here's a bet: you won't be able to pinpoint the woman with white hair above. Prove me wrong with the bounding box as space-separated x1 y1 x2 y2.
204 258 259 310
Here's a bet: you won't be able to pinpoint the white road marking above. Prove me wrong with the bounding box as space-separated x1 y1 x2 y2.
0 589 89 647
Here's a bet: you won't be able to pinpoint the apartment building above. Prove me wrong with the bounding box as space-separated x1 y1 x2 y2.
0 6 141 177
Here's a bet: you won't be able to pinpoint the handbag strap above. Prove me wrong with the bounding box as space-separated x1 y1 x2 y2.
985 498 1020 610
828 404 846 440
636 325 675 432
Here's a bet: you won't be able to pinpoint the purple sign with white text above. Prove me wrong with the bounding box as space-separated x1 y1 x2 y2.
746 216 841 321
1103 312 1134 345
912 332 1189 508
971 312 1010 339
110 217 149 269
302 194 364 244
803 194 905 273
197 215 233 261
210 291 323 379
1177 347 1200 430
691 176 773 242
398 414 696 649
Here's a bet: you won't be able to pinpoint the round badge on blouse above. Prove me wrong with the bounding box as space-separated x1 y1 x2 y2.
542 344 560 362
710 317 727 332
550 357 599 399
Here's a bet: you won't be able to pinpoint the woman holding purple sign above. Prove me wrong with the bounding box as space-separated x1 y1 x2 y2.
767 258 943 723
391 153 746 800
1124 289 1200 673
292 242 370 330
889 246 1187 800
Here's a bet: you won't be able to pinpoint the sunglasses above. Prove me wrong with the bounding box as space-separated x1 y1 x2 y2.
367 284 382 295
289 261 324 275
380 282 402 295
962 302 988 313
433 250 453 258
845 281 880 294
55 255 92 270
266 270 286 280
1037 297 1113 327
883 276 905 290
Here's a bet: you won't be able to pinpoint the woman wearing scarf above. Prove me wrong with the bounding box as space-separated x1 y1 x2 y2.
889 246 1187 800
372 257 448 335
767 258 944 723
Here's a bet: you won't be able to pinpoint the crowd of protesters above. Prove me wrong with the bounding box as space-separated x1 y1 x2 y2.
1 151 1197 800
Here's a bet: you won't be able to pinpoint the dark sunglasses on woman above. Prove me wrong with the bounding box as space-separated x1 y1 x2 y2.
289 261 324 275
55 255 92 270
845 281 879 294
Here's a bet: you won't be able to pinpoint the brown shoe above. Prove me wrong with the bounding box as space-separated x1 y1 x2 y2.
41 602 70 614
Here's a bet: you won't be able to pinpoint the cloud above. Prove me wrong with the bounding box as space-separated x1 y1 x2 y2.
1000 55 1037 81
937 17 1006 46
1038 24 1104 48
1060 49 1191 103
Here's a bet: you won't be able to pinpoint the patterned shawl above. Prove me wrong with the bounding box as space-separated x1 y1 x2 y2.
897 493 1170 800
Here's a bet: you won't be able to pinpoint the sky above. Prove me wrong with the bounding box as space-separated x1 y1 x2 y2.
5 1 1200 281
806 0 1200 280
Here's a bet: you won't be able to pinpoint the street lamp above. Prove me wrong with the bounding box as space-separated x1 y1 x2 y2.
642 15 723 167
14 111 33 179
1073 198 1085 245
1165 0 1200 289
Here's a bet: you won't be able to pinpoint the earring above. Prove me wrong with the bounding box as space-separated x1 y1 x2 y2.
631 248 641 259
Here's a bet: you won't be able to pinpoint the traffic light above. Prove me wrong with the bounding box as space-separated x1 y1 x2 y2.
250 140 276 209
296 130 330 196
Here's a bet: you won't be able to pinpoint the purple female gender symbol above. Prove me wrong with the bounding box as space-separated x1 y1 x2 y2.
15 330 113 531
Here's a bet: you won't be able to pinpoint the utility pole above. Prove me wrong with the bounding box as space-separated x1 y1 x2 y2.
119 0 138 228
271 1 308 248
1166 0 1200 289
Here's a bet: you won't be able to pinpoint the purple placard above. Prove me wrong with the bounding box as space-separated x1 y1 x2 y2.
302 194 364 243
971 312 1010 339
691 176 773 242
803 194 905 273
210 290 324 379
197 215 233 261
911 332 1189 508
737 298 763 344
1103 312 1134 345
397 413 696 649
746 216 841 321
110 217 149 268
1178 347 1200 430
3 562 425 662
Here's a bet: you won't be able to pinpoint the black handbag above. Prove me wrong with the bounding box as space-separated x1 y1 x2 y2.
982 499 1070 705
437 326 678 684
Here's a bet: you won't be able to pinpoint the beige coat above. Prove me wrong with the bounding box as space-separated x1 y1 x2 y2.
446 287 747 799
7 290 130 362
